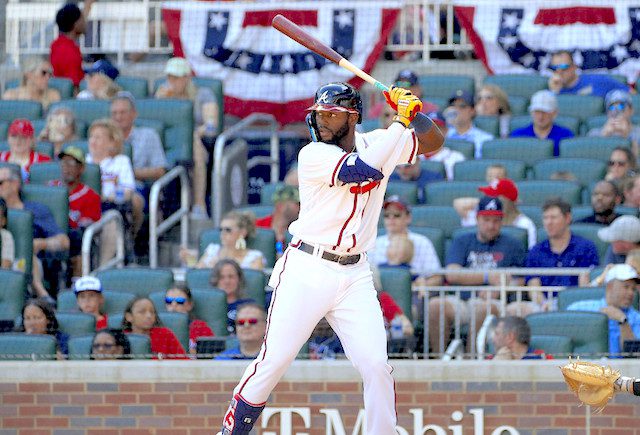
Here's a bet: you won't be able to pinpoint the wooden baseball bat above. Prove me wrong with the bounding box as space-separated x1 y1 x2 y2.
271 14 389 92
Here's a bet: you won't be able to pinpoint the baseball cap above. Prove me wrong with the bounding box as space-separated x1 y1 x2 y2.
605 264 639 284
83 59 119 81
383 195 410 213
8 119 34 138
529 90 557 113
478 179 518 202
598 215 640 243
605 89 632 108
395 69 419 87
58 146 85 164
449 89 474 106
73 276 103 294
165 57 192 77
272 185 299 204
427 111 446 128
477 196 503 217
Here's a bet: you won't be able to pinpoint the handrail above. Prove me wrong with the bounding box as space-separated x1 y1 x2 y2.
212 113 279 226
81 209 125 275
149 165 190 268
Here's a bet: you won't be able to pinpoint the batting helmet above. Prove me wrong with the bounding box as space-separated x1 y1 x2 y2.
306 82 362 141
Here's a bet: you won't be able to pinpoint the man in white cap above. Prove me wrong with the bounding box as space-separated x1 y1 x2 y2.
74 276 107 330
598 215 640 264
510 90 574 156
568 264 640 356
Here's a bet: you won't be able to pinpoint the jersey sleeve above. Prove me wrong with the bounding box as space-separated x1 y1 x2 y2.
297 142 350 186
361 128 418 177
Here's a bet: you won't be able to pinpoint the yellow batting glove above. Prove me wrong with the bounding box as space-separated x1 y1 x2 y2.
393 94 423 127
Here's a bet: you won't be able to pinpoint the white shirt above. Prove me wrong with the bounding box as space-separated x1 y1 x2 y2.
369 231 442 277
426 147 465 180
87 154 136 199
289 127 417 254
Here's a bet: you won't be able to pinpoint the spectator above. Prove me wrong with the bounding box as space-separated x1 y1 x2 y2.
0 166 69 302
90 329 131 360
475 84 511 138
0 198 15 269
510 90 574 156
215 302 266 360
50 146 101 277
490 316 549 360
548 50 629 98
164 286 215 356
369 196 442 285
15 298 68 359
390 160 442 204
73 275 107 330
2 57 60 110
122 297 187 359
38 107 79 157
76 59 121 100
422 111 465 180
181 210 266 270
445 90 494 158
622 175 640 208
454 178 537 248
155 57 218 219
576 180 621 225
50 2 94 88
598 215 640 265
0 119 51 182
208 259 255 334
308 317 344 360
588 90 640 154
605 147 637 185
523 198 599 312
429 197 526 353
255 185 300 258
568 264 640 357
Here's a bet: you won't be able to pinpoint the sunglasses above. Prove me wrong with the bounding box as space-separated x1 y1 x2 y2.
608 102 627 112
608 160 628 167
550 63 571 71
165 296 187 305
236 318 260 326
92 343 117 350
477 94 495 100
220 227 234 233
383 212 403 219
451 103 470 109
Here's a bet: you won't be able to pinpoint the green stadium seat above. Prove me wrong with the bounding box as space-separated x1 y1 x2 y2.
417 75 475 100
526 311 609 356
518 205 543 228
532 158 607 186
559 137 631 160
135 118 165 141
192 288 228 336
583 114 608 133
517 180 582 206
22 184 69 233
56 312 96 337
0 270 26 321
481 138 554 166
483 74 548 99
185 268 213 289
242 269 267 305
359 118 380 133
235 205 273 219
554 115 581 135
453 159 526 181
57 290 136 315
260 182 285 205
386 182 419 205
0 100 43 121
556 95 604 121
571 205 594 222
115 76 149 98
378 266 412 321
157 311 190 352
29 161 102 196
410 226 445 265
529 335 573 357
615 206 638 216
425 181 482 206
451 225 528 252
199 228 276 268
0 121 7 141
507 96 528 116
410 205 461 238
474 116 499 137
444 139 474 159
96 268 174 298
420 160 446 179
7 209 33 276
6 78 74 100
49 100 110 125
0 333 57 360
67 333 153 360
557 287 605 311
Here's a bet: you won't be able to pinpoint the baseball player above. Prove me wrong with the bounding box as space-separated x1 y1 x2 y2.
217 82 444 435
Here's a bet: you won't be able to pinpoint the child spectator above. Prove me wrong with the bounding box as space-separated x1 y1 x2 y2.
215 302 266 360
15 298 68 359
77 59 121 100
475 84 511 138
2 56 60 110
0 119 51 182
0 198 15 269
73 276 107 330
90 329 131 360
164 286 215 355
208 259 256 334
38 107 79 157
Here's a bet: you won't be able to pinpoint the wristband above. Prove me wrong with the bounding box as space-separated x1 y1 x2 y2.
409 112 435 134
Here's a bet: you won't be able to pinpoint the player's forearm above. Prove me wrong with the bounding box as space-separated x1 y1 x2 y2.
358 123 406 169
412 113 444 156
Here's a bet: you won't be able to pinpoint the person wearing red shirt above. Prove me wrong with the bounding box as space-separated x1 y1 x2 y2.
123 297 188 359
1 119 51 181
165 286 215 356
74 275 108 330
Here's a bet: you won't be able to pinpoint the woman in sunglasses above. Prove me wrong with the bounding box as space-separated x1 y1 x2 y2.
606 147 637 185
215 302 267 360
475 84 511 138
90 328 130 360
164 286 214 355
2 56 61 110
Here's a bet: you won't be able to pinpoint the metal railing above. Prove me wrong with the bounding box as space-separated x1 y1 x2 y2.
81 209 125 275
149 165 190 268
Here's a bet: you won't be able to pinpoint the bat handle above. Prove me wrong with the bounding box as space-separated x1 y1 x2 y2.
374 81 389 92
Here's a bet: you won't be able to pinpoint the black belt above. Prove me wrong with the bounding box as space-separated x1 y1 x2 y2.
294 241 361 265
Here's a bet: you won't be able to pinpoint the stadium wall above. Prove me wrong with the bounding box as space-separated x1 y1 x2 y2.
1 360 639 434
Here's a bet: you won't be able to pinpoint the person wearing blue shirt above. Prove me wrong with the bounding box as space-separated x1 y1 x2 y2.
567 264 640 357
389 159 442 204
445 89 494 158
525 198 599 312
548 50 628 98
214 302 266 361
509 90 574 156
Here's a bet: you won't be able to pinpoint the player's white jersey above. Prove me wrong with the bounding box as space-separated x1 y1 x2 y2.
288 125 418 254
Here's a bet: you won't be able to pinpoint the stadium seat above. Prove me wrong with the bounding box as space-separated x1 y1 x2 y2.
571 205 594 222
556 95 604 121
453 159 526 181
529 335 573 357
518 205 543 228
96 268 175 298
559 136 630 160
0 270 26 322
135 118 165 141
199 228 277 268
0 121 7 141
410 226 445 265
7 209 33 276
386 182 419 205
29 162 102 196
517 181 582 206
526 311 608 356
425 181 482 206
451 225 528 252
115 76 149 98
0 333 57 360
420 160 446 179
557 287 605 311
409 205 461 238
532 158 606 186
483 74 548 99
6 78 74 100
615 206 638 216
444 139 474 159
157 311 190 352
49 100 110 125
22 184 69 233
67 333 152 360
57 290 136 315
417 75 475 99
583 114 608 134
474 116 499 137
260 182 285 205
481 138 554 166
0 100 43 121
56 312 96 337
507 96 528 115
192 288 228 337
378 266 412 322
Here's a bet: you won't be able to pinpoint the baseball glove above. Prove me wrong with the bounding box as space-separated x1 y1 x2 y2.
560 360 620 412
